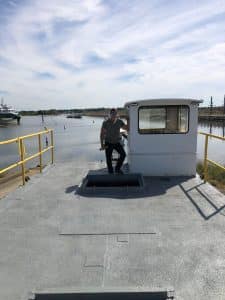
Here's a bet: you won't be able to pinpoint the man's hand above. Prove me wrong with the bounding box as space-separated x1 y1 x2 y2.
99 145 107 151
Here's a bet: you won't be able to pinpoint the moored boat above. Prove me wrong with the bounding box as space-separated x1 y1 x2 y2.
0 98 21 124
67 112 82 119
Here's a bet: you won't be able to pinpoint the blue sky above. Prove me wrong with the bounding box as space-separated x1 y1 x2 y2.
0 0 225 110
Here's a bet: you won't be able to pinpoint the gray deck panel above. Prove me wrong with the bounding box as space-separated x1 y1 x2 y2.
0 161 225 299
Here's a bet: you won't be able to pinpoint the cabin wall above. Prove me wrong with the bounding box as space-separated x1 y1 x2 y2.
127 103 199 176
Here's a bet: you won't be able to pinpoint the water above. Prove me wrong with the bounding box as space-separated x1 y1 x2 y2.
197 121 225 165
0 116 225 170
0 115 105 170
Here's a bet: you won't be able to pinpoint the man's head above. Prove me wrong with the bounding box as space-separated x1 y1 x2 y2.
109 108 117 120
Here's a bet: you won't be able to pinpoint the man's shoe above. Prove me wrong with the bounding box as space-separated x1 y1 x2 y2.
108 170 114 174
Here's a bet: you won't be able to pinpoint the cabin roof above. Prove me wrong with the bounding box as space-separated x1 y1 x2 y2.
124 98 203 108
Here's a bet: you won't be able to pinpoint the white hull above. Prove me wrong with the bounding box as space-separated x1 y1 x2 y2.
0 117 19 123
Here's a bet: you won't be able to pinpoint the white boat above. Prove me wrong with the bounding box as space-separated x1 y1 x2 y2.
0 98 21 124
67 112 82 119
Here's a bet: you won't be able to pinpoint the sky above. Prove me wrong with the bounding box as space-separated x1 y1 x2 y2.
0 0 225 110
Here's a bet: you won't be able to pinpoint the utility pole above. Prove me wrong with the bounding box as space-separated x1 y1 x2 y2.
210 96 213 115
223 95 225 137
224 94 225 115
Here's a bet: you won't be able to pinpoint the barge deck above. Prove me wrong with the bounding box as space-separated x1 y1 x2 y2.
0 161 225 299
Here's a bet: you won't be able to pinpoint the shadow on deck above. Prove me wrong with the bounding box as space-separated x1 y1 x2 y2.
179 182 225 220
65 168 225 221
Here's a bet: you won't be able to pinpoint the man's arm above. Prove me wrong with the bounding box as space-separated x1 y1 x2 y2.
122 124 129 131
100 124 106 150
121 117 129 131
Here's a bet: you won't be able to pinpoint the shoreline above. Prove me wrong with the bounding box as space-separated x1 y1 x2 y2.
18 111 225 121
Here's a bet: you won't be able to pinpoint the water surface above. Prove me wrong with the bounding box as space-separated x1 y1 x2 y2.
0 116 225 170
0 116 104 169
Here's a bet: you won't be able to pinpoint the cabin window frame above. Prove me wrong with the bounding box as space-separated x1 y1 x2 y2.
138 105 190 134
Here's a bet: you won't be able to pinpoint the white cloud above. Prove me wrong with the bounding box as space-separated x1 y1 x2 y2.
0 0 225 109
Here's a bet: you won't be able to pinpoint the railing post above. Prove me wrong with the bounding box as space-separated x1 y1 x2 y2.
50 130 54 164
19 138 26 185
0 130 54 184
203 134 209 182
38 133 42 173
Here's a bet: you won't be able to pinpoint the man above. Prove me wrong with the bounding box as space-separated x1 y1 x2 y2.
100 108 128 174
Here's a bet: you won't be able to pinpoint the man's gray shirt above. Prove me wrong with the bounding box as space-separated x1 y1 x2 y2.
102 118 125 144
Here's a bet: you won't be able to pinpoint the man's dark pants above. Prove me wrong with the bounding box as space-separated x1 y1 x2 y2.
105 142 126 173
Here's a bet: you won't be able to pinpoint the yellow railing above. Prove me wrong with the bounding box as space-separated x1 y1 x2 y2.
0 129 54 185
199 131 225 182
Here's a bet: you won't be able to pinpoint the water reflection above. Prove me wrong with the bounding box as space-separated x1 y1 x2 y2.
199 120 225 137
198 120 225 165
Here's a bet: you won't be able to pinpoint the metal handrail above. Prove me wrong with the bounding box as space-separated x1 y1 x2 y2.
0 129 54 185
198 131 225 182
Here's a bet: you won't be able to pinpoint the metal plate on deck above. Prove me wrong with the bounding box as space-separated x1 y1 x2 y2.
59 173 155 235
60 215 156 235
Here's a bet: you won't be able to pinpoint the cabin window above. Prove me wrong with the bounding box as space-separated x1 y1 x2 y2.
138 105 189 134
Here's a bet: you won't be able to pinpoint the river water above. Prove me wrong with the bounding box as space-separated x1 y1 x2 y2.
0 115 225 170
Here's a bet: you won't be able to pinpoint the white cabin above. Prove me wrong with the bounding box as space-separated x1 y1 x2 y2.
125 98 202 176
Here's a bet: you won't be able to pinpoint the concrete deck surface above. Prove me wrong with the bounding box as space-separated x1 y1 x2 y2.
0 161 225 299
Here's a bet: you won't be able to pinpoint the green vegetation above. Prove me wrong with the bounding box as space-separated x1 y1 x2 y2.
199 106 225 116
18 104 225 117
197 161 225 193
83 108 127 117
19 107 128 117
18 105 225 117
20 110 60 116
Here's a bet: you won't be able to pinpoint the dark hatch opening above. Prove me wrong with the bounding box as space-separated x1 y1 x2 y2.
86 178 140 187
83 174 144 188
32 291 174 300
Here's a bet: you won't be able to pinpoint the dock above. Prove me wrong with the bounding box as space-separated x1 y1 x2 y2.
1 161 225 299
